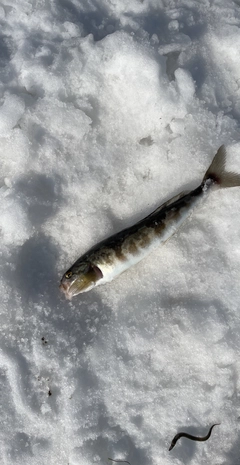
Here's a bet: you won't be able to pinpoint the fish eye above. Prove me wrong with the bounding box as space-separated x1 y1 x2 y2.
65 271 73 279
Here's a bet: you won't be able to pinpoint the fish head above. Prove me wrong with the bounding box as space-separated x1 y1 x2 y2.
60 261 103 299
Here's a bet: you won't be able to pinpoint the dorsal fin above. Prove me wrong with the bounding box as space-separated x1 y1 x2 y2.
138 191 187 224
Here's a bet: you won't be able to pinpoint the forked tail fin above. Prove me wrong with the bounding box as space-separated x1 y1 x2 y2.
203 145 240 188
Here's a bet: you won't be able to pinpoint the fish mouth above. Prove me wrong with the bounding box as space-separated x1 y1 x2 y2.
59 281 73 300
59 277 96 299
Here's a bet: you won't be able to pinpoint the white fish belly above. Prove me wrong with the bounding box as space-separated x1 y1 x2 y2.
97 242 157 286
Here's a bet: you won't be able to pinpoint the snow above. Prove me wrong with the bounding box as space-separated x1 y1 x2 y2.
1 0 240 464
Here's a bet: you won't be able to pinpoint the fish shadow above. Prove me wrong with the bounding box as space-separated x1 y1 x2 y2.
13 232 60 304
15 172 62 227
13 230 113 352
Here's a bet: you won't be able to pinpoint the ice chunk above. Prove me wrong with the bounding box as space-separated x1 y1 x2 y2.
175 68 195 103
0 190 31 245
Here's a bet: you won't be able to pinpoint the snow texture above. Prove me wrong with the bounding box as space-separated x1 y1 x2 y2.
0 1 240 464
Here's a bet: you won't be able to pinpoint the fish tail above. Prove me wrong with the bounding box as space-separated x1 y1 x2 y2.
203 145 240 188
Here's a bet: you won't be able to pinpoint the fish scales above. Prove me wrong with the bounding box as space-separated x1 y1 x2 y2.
60 146 240 299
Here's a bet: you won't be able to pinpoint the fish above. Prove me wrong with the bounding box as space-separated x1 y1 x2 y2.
60 145 240 299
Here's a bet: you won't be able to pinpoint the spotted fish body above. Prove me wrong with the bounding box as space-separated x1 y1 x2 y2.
60 146 240 299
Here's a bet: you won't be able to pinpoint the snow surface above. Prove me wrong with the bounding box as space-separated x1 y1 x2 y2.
1 0 240 464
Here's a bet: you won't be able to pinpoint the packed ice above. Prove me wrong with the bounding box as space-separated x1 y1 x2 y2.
1 1 240 465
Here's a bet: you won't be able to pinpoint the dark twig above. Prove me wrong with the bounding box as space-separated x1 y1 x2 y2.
169 423 220 451
108 458 131 465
